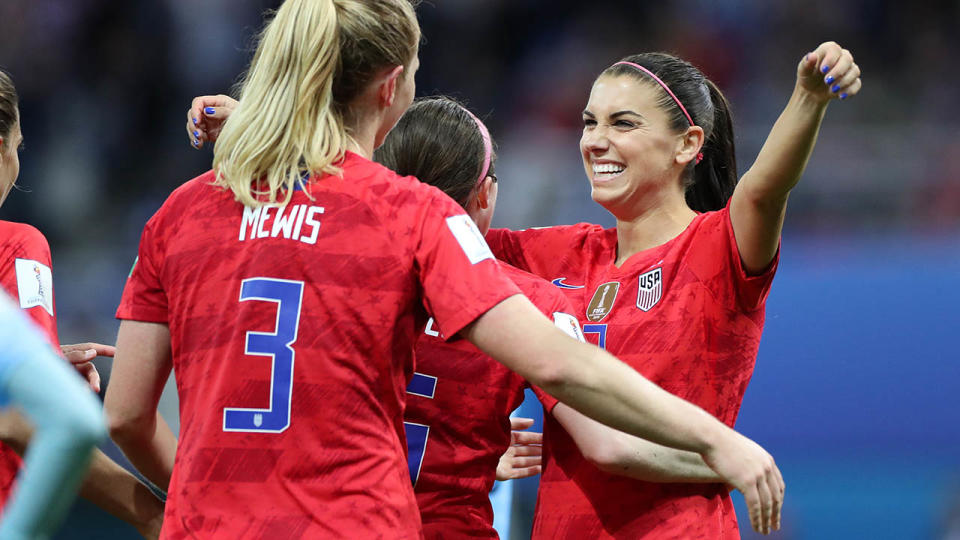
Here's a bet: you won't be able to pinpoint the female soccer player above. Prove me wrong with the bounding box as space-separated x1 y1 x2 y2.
0 69 164 538
381 97 734 537
484 43 862 538
0 293 104 539
106 0 784 537
189 93 730 536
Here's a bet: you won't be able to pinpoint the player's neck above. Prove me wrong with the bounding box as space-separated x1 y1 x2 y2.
613 201 696 267
345 128 376 160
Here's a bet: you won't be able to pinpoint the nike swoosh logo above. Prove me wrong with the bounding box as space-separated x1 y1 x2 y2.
551 278 585 289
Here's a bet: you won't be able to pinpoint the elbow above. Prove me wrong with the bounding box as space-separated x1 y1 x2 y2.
527 361 569 397
580 440 630 475
105 408 150 449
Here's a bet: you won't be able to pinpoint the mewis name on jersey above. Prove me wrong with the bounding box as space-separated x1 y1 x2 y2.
239 204 325 245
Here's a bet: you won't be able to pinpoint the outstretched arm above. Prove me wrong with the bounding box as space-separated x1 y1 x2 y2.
730 41 862 273
461 295 783 534
552 402 720 483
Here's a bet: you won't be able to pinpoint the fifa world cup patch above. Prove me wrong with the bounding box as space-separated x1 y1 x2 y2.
15 258 53 315
636 267 662 312
446 215 494 264
586 281 620 322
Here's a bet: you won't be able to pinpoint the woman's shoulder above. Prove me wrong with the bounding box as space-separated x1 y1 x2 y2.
0 220 49 251
495 222 609 245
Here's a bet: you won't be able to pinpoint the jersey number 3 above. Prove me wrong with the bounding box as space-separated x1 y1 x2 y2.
223 278 304 433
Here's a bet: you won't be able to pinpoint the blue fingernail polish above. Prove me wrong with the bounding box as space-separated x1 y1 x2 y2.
840 93 848 100
193 130 199 138
204 107 215 115
825 75 834 84
821 65 830 73
192 117 197 125
831 84 840 93
192 140 198 147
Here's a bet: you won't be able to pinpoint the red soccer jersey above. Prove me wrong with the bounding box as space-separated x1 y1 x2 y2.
487 204 777 539
406 263 581 539
117 152 522 540
0 220 59 507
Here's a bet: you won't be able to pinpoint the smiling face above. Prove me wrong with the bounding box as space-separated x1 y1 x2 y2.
580 75 689 218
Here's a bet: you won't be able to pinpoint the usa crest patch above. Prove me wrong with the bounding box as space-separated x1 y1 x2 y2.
636 268 662 312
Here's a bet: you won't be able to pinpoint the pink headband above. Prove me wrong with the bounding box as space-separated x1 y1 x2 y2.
460 107 493 186
613 61 703 163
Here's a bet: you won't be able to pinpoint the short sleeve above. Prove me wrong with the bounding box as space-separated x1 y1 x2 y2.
116 218 169 323
722 205 779 311
414 192 521 339
485 229 532 272
686 204 779 313
486 225 598 283
0 224 59 347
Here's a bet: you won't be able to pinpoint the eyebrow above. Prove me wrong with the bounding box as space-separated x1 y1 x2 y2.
582 109 646 121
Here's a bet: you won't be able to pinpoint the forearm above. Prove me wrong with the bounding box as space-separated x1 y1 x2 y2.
545 349 722 454
553 403 719 483
595 434 720 482
112 412 177 493
739 87 828 203
464 296 725 454
79 449 165 535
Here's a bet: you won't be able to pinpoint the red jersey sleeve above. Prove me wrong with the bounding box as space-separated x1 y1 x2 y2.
0 222 58 347
116 216 169 323
486 225 601 280
484 228 532 271
687 203 779 312
413 190 522 339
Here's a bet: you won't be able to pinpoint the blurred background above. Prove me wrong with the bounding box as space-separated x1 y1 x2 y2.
1 0 958 538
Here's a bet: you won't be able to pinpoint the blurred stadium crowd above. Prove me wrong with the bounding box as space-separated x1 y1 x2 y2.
0 0 957 342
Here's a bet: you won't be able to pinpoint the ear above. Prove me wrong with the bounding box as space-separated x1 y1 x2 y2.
675 125 705 166
378 65 405 108
476 175 494 210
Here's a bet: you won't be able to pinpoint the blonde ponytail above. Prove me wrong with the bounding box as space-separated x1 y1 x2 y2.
213 0 420 207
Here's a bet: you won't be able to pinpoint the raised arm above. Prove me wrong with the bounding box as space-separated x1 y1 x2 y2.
104 320 178 493
460 295 783 535
730 41 861 273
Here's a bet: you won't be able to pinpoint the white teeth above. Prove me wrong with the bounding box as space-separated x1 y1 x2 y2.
593 163 625 175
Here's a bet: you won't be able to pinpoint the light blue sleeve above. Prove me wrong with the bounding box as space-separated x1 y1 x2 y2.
0 296 106 539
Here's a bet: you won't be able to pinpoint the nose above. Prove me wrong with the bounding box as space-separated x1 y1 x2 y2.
581 126 610 155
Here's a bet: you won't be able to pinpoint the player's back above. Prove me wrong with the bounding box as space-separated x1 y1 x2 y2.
118 152 522 539
407 263 583 539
